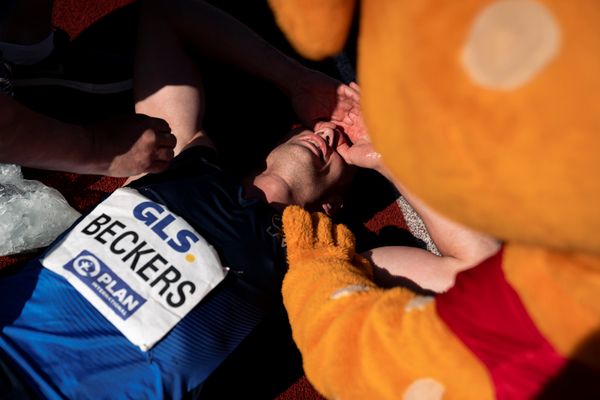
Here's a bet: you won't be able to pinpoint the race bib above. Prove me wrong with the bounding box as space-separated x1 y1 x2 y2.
42 188 227 351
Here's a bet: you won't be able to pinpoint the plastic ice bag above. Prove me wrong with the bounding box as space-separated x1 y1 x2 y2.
0 164 81 256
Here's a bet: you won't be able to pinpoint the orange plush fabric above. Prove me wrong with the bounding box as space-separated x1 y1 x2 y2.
282 206 494 400
267 0 355 60
271 0 600 398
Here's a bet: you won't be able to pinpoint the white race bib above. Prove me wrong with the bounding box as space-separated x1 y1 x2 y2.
42 188 227 351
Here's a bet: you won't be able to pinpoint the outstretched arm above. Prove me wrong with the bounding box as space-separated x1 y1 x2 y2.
0 93 176 176
361 181 500 292
336 85 499 291
282 206 495 399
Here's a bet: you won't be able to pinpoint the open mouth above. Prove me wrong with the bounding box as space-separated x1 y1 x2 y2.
299 133 328 163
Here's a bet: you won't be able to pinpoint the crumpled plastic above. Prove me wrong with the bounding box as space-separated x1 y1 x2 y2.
0 164 81 256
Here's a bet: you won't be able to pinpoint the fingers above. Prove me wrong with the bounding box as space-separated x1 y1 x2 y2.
338 83 360 102
339 111 361 130
138 129 176 157
334 223 356 254
154 146 175 162
330 83 361 123
156 131 177 149
340 143 383 170
126 129 175 175
349 81 361 93
130 144 174 175
142 115 176 149
313 120 338 132
146 115 171 133
336 142 353 165
315 211 356 257
283 205 315 250
283 205 356 258
314 212 334 246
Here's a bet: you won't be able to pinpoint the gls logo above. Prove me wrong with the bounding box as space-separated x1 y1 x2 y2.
133 201 199 253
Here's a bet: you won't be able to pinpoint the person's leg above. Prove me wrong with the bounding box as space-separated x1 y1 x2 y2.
134 0 212 156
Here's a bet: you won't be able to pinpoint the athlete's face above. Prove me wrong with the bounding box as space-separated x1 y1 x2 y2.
265 122 354 210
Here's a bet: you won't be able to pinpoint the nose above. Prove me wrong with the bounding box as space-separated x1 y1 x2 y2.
316 128 336 147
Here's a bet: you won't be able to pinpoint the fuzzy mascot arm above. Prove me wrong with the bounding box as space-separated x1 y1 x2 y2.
282 206 494 400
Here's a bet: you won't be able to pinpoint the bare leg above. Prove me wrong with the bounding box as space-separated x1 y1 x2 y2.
134 0 213 157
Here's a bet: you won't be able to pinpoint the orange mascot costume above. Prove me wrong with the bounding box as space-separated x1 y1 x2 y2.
269 0 600 398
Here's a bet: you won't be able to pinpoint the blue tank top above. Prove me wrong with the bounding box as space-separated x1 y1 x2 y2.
0 147 287 399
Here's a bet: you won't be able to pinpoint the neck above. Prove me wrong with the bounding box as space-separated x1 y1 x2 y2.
243 172 299 211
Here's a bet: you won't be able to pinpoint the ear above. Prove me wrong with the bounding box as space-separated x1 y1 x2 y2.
321 194 344 216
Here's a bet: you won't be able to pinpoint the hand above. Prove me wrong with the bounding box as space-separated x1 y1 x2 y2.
337 138 383 170
290 78 380 170
324 82 383 171
288 68 365 137
337 82 368 143
282 205 356 265
88 114 177 177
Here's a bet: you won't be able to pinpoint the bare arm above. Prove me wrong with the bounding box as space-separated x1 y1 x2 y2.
366 161 500 280
337 90 500 291
0 93 176 176
363 169 499 291
362 162 499 292
0 93 92 171
363 246 461 293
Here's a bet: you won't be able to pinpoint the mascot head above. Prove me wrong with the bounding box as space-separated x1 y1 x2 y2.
269 0 600 255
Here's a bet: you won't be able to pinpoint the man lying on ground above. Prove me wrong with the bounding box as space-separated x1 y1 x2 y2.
0 0 362 398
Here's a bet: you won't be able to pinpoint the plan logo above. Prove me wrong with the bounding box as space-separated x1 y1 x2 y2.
72 254 101 278
64 250 146 320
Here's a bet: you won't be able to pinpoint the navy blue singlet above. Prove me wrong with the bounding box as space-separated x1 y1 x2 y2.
0 147 287 399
